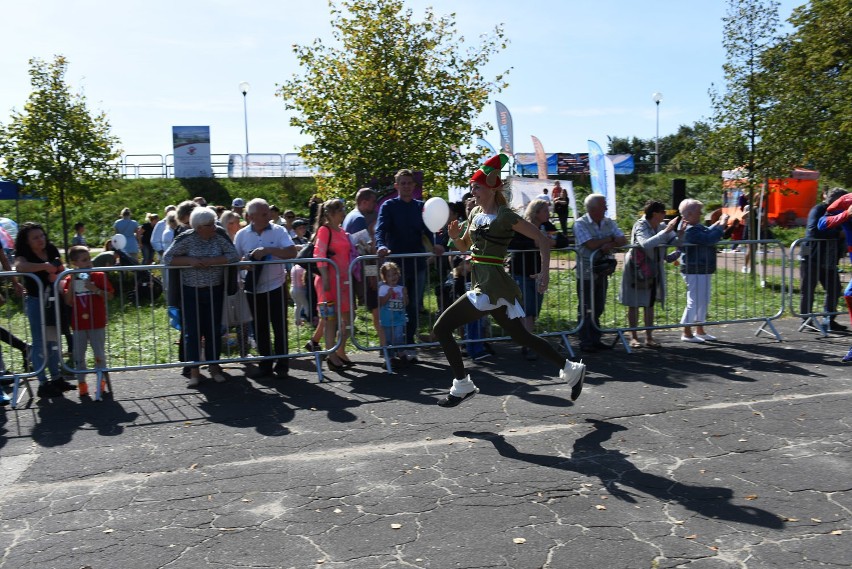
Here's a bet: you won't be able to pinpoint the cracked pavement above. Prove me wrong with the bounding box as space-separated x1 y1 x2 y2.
1 317 851 568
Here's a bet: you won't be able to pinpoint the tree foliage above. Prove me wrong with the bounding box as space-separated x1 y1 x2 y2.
708 0 783 189
761 0 852 186
276 0 509 196
0 55 121 251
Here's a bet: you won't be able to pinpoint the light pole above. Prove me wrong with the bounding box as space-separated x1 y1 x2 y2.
239 81 250 155
652 92 663 173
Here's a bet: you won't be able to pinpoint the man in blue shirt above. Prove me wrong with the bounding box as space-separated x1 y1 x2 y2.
342 188 377 235
375 170 445 358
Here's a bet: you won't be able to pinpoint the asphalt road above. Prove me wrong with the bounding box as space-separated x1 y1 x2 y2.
1 317 850 569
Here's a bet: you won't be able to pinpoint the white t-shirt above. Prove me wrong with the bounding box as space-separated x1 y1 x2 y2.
234 223 295 294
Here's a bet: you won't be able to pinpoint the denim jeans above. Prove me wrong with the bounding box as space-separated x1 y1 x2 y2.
25 295 61 383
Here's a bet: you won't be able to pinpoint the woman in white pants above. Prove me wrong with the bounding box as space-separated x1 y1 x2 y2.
678 199 729 343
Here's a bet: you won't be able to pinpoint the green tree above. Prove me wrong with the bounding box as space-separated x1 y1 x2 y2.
0 55 122 254
276 0 509 196
709 0 783 191
606 136 652 166
761 0 852 186
709 0 784 276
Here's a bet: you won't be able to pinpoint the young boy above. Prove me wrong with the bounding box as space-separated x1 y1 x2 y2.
61 246 114 397
378 262 408 368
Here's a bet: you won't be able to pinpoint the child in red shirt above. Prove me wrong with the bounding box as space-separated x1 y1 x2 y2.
61 246 114 397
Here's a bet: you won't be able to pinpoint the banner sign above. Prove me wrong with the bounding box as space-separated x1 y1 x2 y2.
588 140 615 218
506 176 552 211
531 136 548 180
514 153 558 176
172 126 212 178
564 180 577 222
605 155 617 219
495 101 514 155
608 154 635 175
557 153 589 175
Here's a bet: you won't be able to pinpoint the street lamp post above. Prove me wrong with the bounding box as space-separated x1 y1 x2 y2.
239 81 250 155
652 92 663 173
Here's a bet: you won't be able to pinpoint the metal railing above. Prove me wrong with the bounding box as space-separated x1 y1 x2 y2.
4 237 849 410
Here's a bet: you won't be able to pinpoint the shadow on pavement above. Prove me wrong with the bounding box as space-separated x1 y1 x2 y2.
456 418 784 530
29 394 139 447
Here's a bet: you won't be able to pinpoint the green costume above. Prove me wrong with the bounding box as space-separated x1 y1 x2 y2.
466 205 525 318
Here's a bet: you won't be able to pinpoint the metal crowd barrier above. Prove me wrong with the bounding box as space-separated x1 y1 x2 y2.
787 238 851 337
348 248 581 372
7 235 847 409
0 272 46 409
588 239 786 352
46 257 344 400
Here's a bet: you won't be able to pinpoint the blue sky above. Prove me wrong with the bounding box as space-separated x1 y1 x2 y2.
0 0 803 159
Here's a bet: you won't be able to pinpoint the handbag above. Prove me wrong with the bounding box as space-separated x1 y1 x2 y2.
296 226 333 270
222 290 253 326
624 248 654 289
592 257 617 278
294 241 316 270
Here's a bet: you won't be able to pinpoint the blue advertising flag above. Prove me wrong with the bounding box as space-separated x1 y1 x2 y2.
588 140 607 197
475 138 498 159
495 101 514 155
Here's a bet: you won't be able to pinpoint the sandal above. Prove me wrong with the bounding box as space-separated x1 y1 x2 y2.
628 339 642 349
645 339 662 349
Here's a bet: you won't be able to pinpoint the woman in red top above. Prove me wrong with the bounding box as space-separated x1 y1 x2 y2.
313 199 354 371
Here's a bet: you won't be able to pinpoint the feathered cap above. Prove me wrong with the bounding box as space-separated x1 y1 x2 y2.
470 154 509 189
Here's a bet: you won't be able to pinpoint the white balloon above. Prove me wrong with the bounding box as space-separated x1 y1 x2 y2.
422 197 450 233
111 233 127 251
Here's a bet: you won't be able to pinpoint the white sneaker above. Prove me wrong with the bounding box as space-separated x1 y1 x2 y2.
187 374 201 388
681 335 705 343
559 359 586 401
695 333 717 341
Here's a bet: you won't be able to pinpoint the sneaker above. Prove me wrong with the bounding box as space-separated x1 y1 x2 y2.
304 340 321 352
695 333 717 341
1 392 9 406
37 382 63 398
560 359 586 401
681 335 705 344
438 375 479 408
78 382 89 397
437 388 479 408
842 347 852 363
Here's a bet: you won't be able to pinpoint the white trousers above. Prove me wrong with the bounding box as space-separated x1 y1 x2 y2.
680 273 711 325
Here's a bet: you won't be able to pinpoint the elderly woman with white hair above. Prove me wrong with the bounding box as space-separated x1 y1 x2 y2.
678 199 729 343
163 207 240 386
